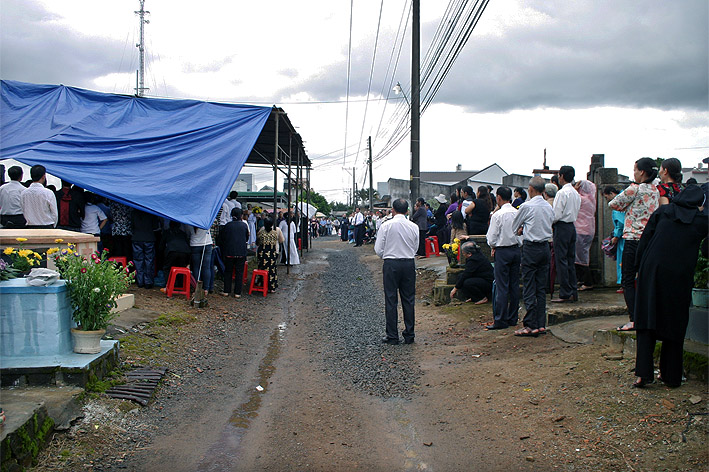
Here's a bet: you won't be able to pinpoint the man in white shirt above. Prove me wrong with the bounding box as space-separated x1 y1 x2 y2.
485 186 521 330
352 207 365 247
511 177 554 337
0 166 26 228
551 165 581 303
21 165 58 228
374 198 419 345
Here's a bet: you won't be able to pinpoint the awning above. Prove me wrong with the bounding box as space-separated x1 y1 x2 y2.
1 80 272 229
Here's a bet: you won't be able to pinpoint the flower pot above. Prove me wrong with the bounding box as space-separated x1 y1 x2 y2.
692 288 709 308
71 328 105 354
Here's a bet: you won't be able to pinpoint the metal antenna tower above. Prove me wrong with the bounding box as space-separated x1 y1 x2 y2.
134 0 150 96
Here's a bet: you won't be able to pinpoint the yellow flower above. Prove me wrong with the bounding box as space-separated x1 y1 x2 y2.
442 244 450 250
47 247 59 256
3 247 14 255
18 249 32 258
453 238 460 244
55 239 64 243
34 252 42 259
16 237 28 242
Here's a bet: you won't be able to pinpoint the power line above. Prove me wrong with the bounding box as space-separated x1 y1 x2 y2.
343 0 354 168
354 0 385 170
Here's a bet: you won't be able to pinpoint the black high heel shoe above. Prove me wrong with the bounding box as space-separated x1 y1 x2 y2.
632 377 654 388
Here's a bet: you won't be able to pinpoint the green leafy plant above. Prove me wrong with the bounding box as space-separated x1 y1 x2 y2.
694 247 708 289
0 258 20 281
53 245 133 331
3 237 43 272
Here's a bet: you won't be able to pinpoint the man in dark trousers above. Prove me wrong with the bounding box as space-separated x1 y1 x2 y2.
511 176 554 337
374 198 420 345
219 207 250 298
551 165 581 303
353 207 365 246
485 186 521 329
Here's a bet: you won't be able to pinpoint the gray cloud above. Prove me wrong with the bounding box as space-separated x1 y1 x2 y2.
181 56 235 74
0 0 129 89
278 1 708 112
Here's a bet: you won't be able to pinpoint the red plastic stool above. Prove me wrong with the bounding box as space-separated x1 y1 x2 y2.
248 269 269 297
425 237 440 258
298 238 302 250
166 267 191 299
108 256 128 268
429 236 439 253
231 263 249 284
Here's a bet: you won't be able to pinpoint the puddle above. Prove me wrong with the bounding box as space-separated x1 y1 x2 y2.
228 323 285 428
198 273 303 470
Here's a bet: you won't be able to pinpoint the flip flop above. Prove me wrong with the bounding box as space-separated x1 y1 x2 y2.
514 327 538 338
617 322 635 331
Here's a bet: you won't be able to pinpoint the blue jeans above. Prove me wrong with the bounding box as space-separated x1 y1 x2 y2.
132 241 155 287
190 245 214 291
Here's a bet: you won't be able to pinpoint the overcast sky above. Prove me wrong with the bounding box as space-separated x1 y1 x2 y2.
1 0 707 202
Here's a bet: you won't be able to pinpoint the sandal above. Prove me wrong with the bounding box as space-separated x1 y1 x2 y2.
617 322 635 331
578 285 594 291
514 327 538 338
537 327 547 335
632 377 654 388
473 297 489 305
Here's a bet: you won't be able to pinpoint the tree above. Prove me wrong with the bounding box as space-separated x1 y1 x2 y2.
298 190 331 216
330 201 349 212
357 188 380 204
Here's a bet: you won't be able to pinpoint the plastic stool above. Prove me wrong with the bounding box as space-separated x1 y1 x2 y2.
425 237 440 258
166 267 191 299
298 238 302 250
108 256 128 268
429 236 439 253
248 269 269 297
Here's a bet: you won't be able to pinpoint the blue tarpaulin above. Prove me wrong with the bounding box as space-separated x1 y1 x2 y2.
0 80 271 229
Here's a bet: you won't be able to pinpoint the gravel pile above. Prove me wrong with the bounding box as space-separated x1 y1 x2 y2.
319 246 422 399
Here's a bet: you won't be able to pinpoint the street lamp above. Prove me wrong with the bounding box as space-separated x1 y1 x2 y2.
392 82 410 107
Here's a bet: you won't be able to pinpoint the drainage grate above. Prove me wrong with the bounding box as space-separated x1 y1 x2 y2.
105 367 167 406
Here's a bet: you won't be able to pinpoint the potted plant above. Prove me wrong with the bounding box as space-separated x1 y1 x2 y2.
52 244 133 353
692 247 709 308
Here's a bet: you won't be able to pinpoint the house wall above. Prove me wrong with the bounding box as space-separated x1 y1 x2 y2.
387 178 453 205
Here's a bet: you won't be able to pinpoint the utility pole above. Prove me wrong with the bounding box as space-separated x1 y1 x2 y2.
352 167 356 209
368 136 373 212
134 0 150 97
410 0 420 203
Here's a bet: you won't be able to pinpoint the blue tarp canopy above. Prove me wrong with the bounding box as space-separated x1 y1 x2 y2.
0 80 272 229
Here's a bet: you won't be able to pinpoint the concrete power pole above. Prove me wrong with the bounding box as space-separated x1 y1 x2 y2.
368 136 373 211
410 0 421 203
352 167 356 208
134 0 150 97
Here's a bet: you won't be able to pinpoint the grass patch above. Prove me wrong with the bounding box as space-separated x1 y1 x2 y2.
153 311 197 327
85 372 125 393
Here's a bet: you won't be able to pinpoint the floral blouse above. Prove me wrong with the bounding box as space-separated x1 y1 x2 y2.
657 182 682 203
608 182 659 240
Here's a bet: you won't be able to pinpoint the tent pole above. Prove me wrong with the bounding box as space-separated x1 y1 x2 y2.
286 134 292 274
297 148 303 254
272 108 279 227
307 166 311 252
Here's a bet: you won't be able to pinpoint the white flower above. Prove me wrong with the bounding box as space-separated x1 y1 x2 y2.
93 287 101 293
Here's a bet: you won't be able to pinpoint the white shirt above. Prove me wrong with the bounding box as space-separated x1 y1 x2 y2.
80 203 107 234
219 200 235 226
374 214 419 259
460 198 472 213
21 183 58 226
189 227 213 246
353 212 364 225
511 195 554 243
486 203 521 248
552 183 581 224
0 181 25 215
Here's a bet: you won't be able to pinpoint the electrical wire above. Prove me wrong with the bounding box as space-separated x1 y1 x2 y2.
343 0 354 168
354 0 385 170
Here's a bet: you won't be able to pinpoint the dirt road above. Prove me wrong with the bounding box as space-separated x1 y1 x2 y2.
34 237 707 471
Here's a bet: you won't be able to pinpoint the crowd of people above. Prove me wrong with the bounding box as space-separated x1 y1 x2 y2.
378 158 706 388
0 164 307 298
